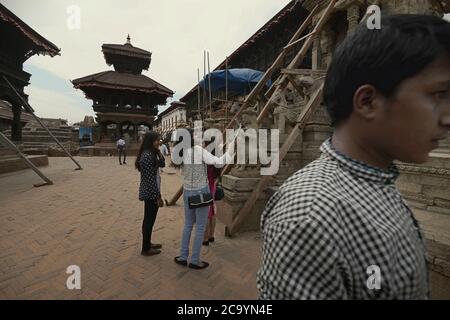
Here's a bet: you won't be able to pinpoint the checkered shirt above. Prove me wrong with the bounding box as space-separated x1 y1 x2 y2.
257 138 429 300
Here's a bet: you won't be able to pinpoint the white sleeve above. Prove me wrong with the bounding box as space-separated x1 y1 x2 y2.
197 145 233 167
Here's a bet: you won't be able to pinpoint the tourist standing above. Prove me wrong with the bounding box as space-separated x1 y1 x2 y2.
173 129 234 269
136 131 165 256
159 140 170 173
117 136 127 165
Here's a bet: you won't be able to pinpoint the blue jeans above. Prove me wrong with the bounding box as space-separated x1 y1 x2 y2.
180 186 210 265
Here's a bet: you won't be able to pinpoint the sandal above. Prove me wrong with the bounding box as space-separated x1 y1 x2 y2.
141 248 161 256
174 256 188 266
151 243 162 250
189 261 210 270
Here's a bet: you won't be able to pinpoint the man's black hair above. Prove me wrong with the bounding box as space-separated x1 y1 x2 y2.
324 14 450 126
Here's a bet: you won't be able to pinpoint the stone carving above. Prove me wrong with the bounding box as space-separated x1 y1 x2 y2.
230 107 261 178
272 75 316 134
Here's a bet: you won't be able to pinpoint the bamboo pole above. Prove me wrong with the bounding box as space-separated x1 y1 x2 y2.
197 68 202 121
203 50 207 115
225 56 229 126
207 51 213 118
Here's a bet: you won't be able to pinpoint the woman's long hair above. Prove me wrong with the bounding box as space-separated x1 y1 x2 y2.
172 128 195 169
135 131 161 172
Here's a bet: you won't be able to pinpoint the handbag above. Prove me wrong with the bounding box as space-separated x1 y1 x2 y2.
187 149 213 209
214 179 225 201
188 192 213 209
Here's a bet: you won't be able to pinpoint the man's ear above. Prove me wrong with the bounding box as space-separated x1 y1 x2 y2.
352 85 379 121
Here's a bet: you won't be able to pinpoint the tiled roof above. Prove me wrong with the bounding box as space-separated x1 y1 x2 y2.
0 3 60 57
72 71 173 96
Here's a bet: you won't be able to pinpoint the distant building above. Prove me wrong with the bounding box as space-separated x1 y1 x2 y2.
158 101 187 140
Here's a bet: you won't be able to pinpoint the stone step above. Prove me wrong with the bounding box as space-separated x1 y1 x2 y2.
23 142 50 147
0 147 16 157
0 154 19 160
0 154 48 175
4 128 72 135
23 148 49 156
19 136 72 142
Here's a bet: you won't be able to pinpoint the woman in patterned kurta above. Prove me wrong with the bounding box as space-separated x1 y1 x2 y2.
135 131 165 256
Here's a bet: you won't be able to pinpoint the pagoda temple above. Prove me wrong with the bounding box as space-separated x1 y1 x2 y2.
72 36 173 144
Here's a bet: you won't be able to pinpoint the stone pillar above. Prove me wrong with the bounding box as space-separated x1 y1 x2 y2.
347 3 361 34
99 122 107 141
311 33 321 70
11 102 22 143
320 24 335 70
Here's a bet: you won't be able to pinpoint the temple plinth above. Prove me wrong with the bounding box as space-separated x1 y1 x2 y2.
72 36 173 146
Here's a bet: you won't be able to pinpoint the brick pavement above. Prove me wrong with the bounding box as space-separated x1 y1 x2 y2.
0 157 260 300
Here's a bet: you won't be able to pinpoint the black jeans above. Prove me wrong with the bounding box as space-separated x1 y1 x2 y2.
118 147 126 164
142 199 159 251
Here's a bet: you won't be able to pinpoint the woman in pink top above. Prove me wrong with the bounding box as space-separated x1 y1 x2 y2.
203 165 220 246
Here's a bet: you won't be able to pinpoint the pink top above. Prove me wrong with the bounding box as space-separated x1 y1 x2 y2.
207 166 217 218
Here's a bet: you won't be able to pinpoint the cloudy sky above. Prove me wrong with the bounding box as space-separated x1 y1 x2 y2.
2 0 292 124
2 1 449 124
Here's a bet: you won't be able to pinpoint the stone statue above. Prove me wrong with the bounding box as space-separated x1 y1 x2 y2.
272 75 315 134
230 106 261 178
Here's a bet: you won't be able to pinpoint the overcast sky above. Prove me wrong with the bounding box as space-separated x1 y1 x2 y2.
2 1 449 124
2 0 292 124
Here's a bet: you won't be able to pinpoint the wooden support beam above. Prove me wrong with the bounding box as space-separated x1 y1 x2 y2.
280 68 321 76
283 31 316 50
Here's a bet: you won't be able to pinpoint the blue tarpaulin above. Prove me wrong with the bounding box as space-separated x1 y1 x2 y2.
79 127 92 141
199 68 271 95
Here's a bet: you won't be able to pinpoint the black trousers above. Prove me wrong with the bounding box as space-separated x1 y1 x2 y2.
142 200 159 251
118 148 126 164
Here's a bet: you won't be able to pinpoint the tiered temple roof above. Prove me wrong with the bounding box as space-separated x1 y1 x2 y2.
72 36 173 142
72 36 173 103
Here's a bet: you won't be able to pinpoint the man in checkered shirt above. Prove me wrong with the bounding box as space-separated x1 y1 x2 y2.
258 15 450 300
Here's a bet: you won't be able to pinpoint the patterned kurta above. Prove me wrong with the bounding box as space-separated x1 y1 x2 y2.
139 150 165 201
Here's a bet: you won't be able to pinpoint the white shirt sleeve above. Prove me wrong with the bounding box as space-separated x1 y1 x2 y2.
194 145 233 167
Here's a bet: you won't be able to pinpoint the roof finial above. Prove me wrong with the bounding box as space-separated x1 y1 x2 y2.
126 34 131 45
